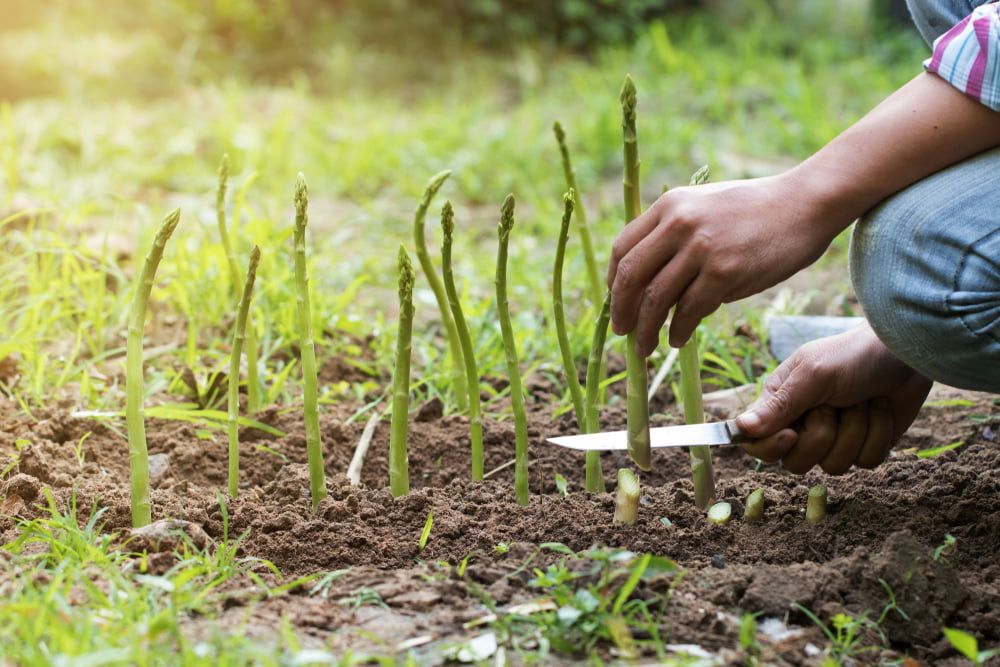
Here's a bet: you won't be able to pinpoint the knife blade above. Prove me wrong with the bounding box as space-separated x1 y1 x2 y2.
546 419 746 451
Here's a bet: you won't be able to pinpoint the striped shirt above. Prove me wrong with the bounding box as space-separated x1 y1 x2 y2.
923 2 1000 111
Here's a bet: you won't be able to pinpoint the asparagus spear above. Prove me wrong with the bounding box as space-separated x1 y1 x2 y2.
293 174 326 508
126 208 181 527
582 298 612 493
613 468 640 525
440 202 484 480
680 165 716 509
553 121 602 307
389 246 415 497
806 484 828 525
553 191 587 430
620 75 651 471
413 170 469 412
745 488 765 522
227 246 261 497
496 195 529 506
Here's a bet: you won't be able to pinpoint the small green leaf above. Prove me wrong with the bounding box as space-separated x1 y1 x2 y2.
554 473 568 498
418 512 433 551
916 441 963 458
942 627 978 661
540 542 575 556
612 552 650 614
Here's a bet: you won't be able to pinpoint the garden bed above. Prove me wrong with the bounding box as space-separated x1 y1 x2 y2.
2 383 998 664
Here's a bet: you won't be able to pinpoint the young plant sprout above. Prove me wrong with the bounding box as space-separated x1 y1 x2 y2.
613 468 640 525
293 174 326 508
496 194 529 506
126 208 181 528
806 484 828 524
389 246 415 497
440 202 484 480
412 170 468 412
553 121 602 307
583 294 611 492
707 501 732 525
620 75 651 471
680 164 716 510
227 246 260 497
217 154 261 413
552 191 587 430
745 488 765 522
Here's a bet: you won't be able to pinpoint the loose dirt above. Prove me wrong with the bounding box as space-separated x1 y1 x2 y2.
1 383 998 664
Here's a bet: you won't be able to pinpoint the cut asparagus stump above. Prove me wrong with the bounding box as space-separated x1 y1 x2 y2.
126 208 181 528
227 246 261 498
496 195 530 506
389 246 415 497
440 202 484 481
293 175 326 508
413 170 468 412
744 488 765 522
620 75 651 472
806 484 828 525
613 468 640 525
707 501 732 525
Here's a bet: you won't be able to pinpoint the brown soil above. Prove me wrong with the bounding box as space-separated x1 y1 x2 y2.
1 384 999 664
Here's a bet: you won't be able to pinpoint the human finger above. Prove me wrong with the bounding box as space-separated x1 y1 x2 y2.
820 402 869 475
741 428 798 463
632 257 699 357
781 406 838 474
666 273 724 347
736 350 830 438
606 196 669 288
855 397 894 468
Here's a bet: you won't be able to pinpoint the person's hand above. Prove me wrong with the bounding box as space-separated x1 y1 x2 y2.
607 174 848 355
736 324 932 474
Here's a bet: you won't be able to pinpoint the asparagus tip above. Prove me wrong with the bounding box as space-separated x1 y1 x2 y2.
157 208 181 242
552 119 565 141
248 245 261 269
398 245 415 301
441 200 455 240
620 74 637 119
219 153 229 179
563 189 575 211
689 164 711 186
294 173 308 217
499 194 515 238
426 169 452 192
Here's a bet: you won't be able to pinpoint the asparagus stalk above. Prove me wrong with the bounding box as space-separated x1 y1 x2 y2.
620 75 651 471
583 295 611 492
126 208 181 527
293 174 327 508
553 122 602 307
707 501 732 525
553 191 587 430
745 488 765 522
440 202 484 480
496 195 529 506
613 468 640 525
389 246 415 497
413 170 469 412
680 164 716 510
216 154 261 413
227 246 261 497
806 484 828 525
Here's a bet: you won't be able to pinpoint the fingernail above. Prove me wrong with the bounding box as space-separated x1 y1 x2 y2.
739 411 762 432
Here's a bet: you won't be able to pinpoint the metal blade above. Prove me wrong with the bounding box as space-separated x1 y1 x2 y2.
546 419 744 451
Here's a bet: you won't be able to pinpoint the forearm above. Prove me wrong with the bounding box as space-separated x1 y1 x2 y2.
787 72 1000 234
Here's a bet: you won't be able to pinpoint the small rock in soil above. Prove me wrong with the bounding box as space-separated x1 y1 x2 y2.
149 453 170 482
4 473 40 502
710 554 725 569
127 519 212 553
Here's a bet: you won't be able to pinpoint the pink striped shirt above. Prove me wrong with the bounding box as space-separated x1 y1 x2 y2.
923 2 1000 111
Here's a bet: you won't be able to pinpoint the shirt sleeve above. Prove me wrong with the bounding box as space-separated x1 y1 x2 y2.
923 2 1000 111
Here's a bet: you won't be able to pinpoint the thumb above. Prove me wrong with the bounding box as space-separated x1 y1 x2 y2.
737 357 828 438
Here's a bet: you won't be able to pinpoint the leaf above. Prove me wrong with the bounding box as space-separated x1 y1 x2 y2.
916 441 963 459
612 553 650 614
418 512 433 551
925 399 975 407
942 627 978 661
554 473 568 498
540 542 575 556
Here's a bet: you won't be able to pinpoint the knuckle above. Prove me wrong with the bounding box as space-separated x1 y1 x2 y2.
765 387 793 419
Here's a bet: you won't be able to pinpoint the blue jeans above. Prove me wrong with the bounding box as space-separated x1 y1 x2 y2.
850 146 1000 392
905 0 994 45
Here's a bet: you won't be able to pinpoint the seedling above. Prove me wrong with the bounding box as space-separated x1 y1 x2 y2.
293 175 326 508
418 511 433 551
680 165 716 510
554 473 568 498
126 208 181 528
744 488 765 522
552 121 601 307
496 195 530 506
942 627 1000 666
440 202 484 480
227 246 261 497
806 484 827 524
707 501 731 525
619 75 651 472
389 246 415 497
412 170 468 412
613 469 640 525
934 533 957 561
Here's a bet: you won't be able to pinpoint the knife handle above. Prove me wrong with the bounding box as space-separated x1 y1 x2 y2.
723 419 749 444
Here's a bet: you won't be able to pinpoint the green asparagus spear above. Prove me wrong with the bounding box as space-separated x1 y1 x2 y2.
389 246 415 497
553 121 602 307
553 190 587 430
583 293 611 492
227 246 261 497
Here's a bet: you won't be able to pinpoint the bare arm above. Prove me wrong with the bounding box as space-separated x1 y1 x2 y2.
608 72 1000 354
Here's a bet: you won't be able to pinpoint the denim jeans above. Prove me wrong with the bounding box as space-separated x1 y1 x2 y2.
906 0 994 45
850 146 1000 392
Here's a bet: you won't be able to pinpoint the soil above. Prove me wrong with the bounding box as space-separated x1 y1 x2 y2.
1 382 999 665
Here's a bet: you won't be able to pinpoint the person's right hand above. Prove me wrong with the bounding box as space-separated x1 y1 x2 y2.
736 323 932 474
607 173 848 355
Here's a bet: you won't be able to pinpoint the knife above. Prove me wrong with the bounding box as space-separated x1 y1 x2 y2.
546 419 747 451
